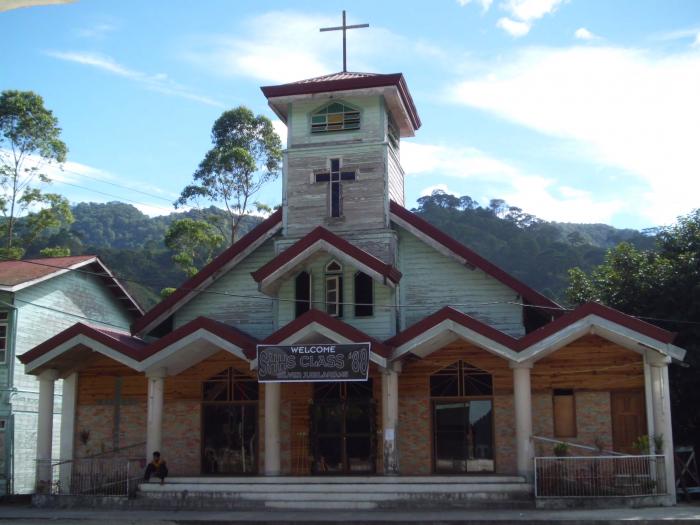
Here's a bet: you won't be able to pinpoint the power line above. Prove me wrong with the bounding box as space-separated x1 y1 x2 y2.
12 297 134 331
58 168 177 204
51 179 176 215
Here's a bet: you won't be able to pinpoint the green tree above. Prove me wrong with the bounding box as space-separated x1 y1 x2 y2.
0 90 71 258
176 106 282 245
164 218 225 277
567 210 700 452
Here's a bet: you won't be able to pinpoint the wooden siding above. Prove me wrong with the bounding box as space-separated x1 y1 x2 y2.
173 239 276 339
531 335 644 392
396 227 525 336
285 144 389 237
387 145 404 205
276 256 396 339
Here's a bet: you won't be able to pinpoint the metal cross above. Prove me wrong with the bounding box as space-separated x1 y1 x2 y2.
320 10 369 73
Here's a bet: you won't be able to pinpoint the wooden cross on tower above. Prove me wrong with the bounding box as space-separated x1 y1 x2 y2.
314 159 356 217
320 10 369 72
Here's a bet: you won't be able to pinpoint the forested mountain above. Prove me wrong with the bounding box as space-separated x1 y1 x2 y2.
23 193 656 310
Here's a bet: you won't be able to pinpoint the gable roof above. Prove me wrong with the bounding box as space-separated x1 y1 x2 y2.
261 71 421 133
388 302 685 363
389 200 561 314
0 255 143 316
251 226 402 293
132 209 283 336
263 308 391 360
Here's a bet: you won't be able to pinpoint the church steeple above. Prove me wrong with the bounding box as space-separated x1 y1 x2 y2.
261 72 420 240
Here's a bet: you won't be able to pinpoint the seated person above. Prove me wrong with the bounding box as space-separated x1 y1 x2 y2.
144 451 168 484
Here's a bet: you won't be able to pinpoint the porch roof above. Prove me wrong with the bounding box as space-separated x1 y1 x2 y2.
388 302 686 364
251 226 402 294
263 309 391 365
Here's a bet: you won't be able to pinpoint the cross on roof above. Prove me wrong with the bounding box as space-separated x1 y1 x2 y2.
320 10 369 73
315 159 356 218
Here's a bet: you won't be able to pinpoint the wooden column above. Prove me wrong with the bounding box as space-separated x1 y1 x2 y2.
511 362 533 480
649 358 677 503
264 382 281 475
36 369 59 493
146 370 165 458
59 373 77 494
382 368 399 475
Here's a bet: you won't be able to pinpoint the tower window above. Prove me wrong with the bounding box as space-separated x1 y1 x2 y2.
295 271 311 318
325 260 343 318
311 102 360 133
354 272 374 317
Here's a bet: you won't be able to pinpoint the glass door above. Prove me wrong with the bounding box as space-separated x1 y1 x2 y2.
433 400 494 473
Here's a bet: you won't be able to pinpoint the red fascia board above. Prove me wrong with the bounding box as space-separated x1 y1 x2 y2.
386 306 518 349
263 309 391 358
516 302 677 349
387 302 677 355
142 316 259 360
18 323 147 365
132 209 282 335
389 201 560 312
251 226 402 285
260 74 421 131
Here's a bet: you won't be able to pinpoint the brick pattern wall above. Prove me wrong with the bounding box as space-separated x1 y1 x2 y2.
494 394 516 474
162 399 200 476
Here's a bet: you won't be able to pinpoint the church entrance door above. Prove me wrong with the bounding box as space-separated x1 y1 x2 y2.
310 381 376 474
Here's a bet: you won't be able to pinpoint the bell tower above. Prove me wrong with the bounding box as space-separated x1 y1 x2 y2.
261 72 421 240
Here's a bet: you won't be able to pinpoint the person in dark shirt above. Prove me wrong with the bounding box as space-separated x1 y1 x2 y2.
144 451 168 484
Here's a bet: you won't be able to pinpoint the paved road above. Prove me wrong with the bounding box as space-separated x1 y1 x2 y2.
0 503 699 524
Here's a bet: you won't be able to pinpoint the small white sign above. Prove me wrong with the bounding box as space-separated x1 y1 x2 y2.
384 428 395 441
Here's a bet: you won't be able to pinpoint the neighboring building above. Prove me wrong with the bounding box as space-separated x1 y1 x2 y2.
0 256 142 494
20 72 686 505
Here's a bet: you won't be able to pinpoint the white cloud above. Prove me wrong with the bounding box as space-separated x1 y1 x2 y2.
272 119 288 148
402 141 623 223
76 23 117 39
497 17 531 37
574 27 598 41
45 50 223 107
182 11 445 84
457 0 493 12
450 45 700 225
495 0 564 37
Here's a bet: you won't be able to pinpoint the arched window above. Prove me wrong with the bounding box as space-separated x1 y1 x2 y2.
325 260 343 318
431 361 494 473
354 272 373 317
295 271 311 318
311 101 360 133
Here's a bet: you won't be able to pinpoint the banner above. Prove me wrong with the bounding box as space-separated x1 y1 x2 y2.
256 343 370 382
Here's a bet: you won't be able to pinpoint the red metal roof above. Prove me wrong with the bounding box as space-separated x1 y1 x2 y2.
261 72 421 131
0 256 95 287
132 209 283 335
263 309 391 359
251 226 402 287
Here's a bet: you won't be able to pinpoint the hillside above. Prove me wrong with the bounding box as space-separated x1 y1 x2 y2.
24 194 655 309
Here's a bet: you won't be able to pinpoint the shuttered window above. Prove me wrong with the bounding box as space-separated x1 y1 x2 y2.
295 271 311 318
553 389 577 438
354 272 373 317
311 102 360 133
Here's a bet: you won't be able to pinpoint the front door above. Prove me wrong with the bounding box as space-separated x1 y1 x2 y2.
310 381 375 474
611 390 647 453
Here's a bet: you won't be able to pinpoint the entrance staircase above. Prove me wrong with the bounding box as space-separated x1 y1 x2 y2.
136 475 533 510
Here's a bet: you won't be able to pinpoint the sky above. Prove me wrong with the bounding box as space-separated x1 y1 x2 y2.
2 0 700 229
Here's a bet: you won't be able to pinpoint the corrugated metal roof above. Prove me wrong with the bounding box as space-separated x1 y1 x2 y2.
290 71 380 84
0 255 95 287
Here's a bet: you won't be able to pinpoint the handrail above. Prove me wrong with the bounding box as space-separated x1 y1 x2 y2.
533 435 625 456
82 441 147 460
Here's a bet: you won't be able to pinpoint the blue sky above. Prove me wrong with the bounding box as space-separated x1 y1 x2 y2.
2 0 699 228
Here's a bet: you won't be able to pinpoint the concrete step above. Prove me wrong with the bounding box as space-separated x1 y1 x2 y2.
265 500 378 510
159 475 527 484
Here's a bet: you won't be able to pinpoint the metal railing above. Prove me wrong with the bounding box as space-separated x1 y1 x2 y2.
534 454 667 498
36 457 144 497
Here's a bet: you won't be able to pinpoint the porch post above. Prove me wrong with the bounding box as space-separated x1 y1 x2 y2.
649 358 676 502
382 367 399 475
146 370 165 458
511 362 533 480
36 369 59 493
264 382 281 475
59 373 78 494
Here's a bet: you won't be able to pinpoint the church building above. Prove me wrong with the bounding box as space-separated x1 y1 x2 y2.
19 69 686 507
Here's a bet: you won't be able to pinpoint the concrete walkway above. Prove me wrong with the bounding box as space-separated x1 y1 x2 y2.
0 503 699 524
